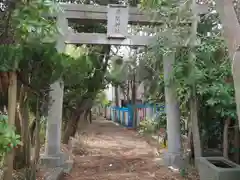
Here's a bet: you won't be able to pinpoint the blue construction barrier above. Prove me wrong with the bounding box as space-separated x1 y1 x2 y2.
106 103 165 128
109 106 133 127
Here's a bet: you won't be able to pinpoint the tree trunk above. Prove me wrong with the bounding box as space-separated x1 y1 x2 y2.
215 0 240 130
114 86 119 122
85 108 92 124
34 99 41 164
22 98 31 168
3 72 17 180
215 0 240 60
13 85 29 169
13 110 23 169
223 118 231 158
234 120 240 163
127 80 130 102
77 112 89 131
62 114 80 144
132 74 137 128
62 99 93 144
188 0 202 164
188 127 194 164
26 99 41 180
190 93 202 162
115 86 119 107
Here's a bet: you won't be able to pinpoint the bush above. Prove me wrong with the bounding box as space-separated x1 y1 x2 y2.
139 118 158 134
0 115 22 164
139 111 167 134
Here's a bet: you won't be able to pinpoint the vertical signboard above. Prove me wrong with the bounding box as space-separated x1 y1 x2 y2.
107 4 129 39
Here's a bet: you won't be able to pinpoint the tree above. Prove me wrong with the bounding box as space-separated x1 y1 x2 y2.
215 0 240 131
140 0 238 164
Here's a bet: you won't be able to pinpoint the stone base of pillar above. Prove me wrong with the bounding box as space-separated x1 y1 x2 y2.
163 152 186 169
40 152 66 168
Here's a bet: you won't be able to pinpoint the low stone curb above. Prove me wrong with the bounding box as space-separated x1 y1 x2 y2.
43 159 73 180
62 160 74 174
41 151 74 180
44 167 64 180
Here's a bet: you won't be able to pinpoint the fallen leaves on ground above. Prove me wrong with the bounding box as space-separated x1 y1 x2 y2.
63 117 200 180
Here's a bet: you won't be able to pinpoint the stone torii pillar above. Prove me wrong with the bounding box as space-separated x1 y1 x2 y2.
163 52 182 168
40 12 68 167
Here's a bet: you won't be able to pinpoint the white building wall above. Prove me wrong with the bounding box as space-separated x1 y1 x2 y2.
105 82 145 104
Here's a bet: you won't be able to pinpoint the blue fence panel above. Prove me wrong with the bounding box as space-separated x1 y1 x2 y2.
109 106 132 128
110 107 114 120
108 103 165 128
110 106 117 122
121 107 132 127
114 107 120 123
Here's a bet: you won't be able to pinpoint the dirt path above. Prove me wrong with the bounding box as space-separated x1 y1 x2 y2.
63 118 196 180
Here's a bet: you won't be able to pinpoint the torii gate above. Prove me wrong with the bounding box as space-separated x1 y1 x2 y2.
40 3 208 168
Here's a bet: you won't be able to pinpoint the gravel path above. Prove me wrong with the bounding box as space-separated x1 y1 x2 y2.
63 118 196 180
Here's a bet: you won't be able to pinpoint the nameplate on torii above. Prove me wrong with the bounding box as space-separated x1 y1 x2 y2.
107 4 129 39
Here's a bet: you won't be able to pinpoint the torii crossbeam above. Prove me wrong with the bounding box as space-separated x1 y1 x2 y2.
53 3 209 46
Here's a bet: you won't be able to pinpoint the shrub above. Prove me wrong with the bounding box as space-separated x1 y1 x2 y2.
0 115 22 164
139 118 158 134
